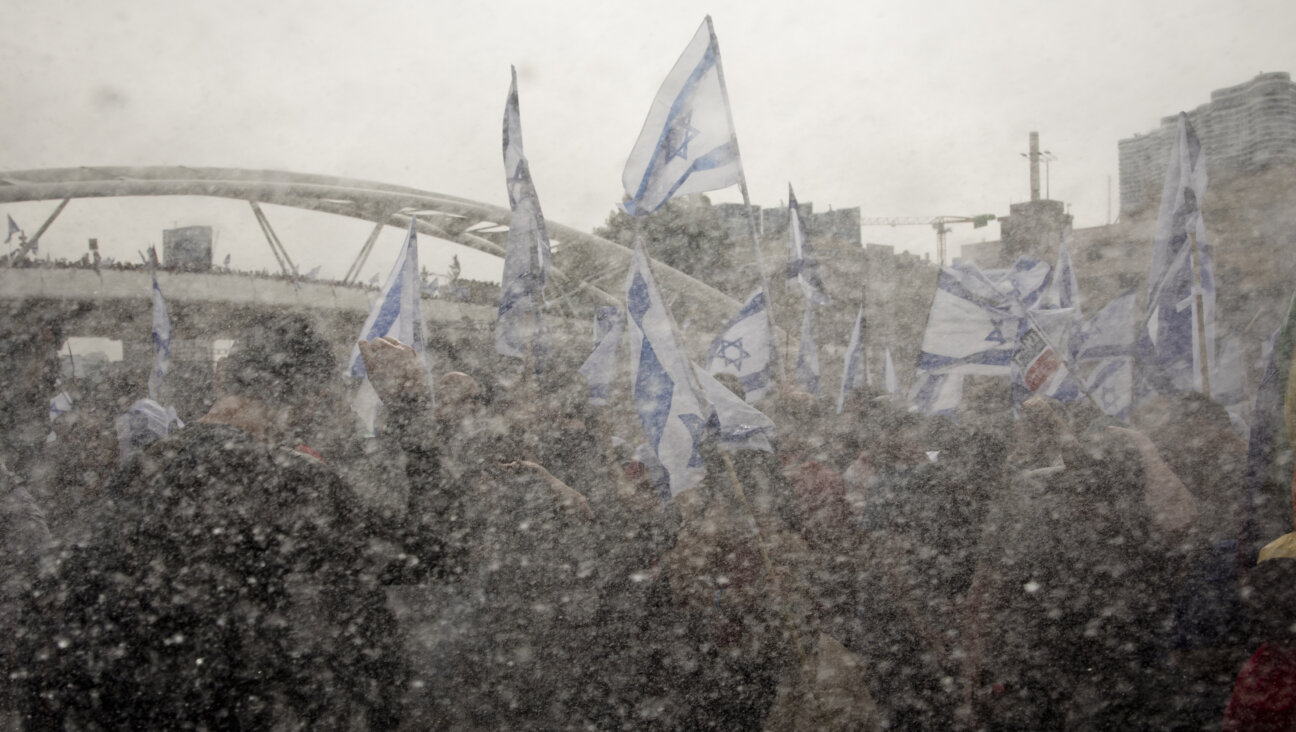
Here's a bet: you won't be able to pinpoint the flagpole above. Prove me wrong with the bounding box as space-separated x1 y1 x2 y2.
1190 230 1212 398
707 16 783 385
634 247 807 660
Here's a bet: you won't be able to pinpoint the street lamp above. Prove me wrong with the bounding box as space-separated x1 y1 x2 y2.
1020 149 1058 199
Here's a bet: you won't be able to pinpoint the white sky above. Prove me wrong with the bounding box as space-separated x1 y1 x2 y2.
0 0 1290 283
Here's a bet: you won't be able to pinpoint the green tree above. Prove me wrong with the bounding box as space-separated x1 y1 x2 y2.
593 194 739 294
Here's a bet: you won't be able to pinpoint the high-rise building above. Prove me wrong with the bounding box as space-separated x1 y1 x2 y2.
1119 72 1296 215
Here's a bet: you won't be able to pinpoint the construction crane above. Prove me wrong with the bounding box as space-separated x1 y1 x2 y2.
860 214 996 266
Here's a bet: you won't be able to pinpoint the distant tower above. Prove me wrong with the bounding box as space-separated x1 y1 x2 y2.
1028 131 1041 202
997 132 1072 260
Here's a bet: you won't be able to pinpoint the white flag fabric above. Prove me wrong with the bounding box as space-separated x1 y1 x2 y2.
911 261 1034 415
626 244 707 497
578 307 624 406
496 67 552 365
114 398 181 461
1087 357 1134 421
594 305 620 345
786 185 831 306
910 371 963 417
1075 290 1137 362
916 264 1018 378
796 303 820 396
884 347 899 395
985 256 1053 310
1045 232 1081 310
836 304 867 413
1073 291 1139 420
348 219 426 378
621 16 741 216
347 219 427 432
706 289 774 403
1143 111 1215 394
48 391 74 422
695 367 775 453
148 274 171 402
5 214 20 244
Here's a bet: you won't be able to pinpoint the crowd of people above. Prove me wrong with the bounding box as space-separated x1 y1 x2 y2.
1 308 1294 730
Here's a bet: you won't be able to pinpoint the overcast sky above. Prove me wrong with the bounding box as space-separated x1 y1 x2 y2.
0 0 1290 283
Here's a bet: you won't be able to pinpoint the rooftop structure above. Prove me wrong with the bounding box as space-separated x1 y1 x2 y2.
1119 72 1296 215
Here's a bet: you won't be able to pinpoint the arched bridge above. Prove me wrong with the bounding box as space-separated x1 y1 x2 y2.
0 166 742 330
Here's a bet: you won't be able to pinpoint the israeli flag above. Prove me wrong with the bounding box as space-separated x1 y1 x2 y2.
696 367 775 453
626 243 707 498
884 346 899 395
347 219 427 431
911 371 963 417
1071 292 1139 420
621 16 742 216
985 256 1052 310
706 289 773 403
148 274 171 402
786 185 831 305
1144 112 1215 394
1087 357 1134 421
5 215 21 244
836 304 866 413
348 219 426 378
916 264 1018 376
496 67 552 366
1044 232 1081 310
1075 290 1137 362
796 304 820 396
578 307 624 406
594 305 620 345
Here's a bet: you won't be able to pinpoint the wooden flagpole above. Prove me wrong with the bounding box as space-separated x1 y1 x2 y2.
707 16 784 385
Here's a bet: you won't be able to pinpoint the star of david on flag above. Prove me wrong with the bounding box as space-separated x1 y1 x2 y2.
985 318 1010 344
717 338 749 369
627 243 707 497
666 111 700 162
621 16 742 216
911 262 1021 414
706 289 773 403
915 264 1018 377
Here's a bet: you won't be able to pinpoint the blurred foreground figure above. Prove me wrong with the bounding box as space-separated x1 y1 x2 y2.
11 315 409 729
1223 534 1296 730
